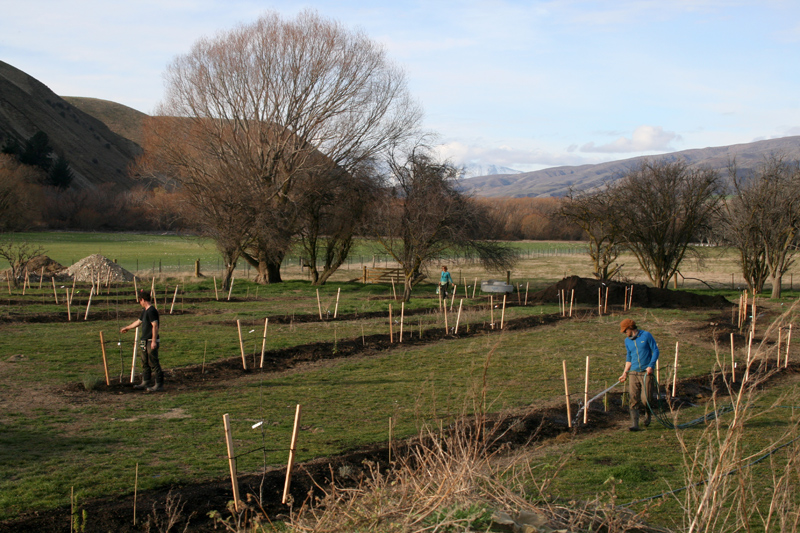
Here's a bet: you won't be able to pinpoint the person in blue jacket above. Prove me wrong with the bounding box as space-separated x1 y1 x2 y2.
439 266 454 299
618 318 659 431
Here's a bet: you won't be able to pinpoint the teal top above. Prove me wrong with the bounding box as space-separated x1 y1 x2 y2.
624 330 659 372
440 271 453 285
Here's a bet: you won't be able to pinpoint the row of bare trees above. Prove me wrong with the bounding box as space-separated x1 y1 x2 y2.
560 156 800 297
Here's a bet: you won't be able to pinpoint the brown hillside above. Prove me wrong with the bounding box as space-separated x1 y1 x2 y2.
0 60 140 190
62 96 146 147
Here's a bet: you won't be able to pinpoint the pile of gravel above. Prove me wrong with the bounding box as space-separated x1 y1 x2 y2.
67 254 135 283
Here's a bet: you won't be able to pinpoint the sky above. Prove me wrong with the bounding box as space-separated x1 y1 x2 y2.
2 0 799 173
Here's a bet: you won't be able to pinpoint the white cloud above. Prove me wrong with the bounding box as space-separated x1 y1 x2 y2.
580 125 681 153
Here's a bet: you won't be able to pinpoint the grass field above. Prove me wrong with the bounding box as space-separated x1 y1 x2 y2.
1 233 799 531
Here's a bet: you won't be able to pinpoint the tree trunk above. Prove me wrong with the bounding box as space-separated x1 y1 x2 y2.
771 273 782 299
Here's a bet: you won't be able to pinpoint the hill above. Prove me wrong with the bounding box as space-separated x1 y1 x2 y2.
62 96 146 147
463 136 800 197
0 60 141 189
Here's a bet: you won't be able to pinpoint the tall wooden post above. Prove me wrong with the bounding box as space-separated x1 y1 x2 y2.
334 288 340 319
399 302 404 342
227 277 234 301
583 356 590 424
237 320 247 370
99 331 110 386
786 324 792 369
52 277 58 303
130 326 139 383
222 413 241 511
454 299 463 334
169 286 179 314
316 289 323 320
282 405 302 505
389 304 394 343
84 287 94 321
500 294 507 329
672 341 679 397
260 318 269 368
213 277 219 301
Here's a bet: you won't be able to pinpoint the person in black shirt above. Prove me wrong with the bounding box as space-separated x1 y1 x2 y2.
121 289 164 392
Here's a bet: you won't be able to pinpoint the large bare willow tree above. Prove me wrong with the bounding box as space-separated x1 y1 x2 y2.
141 10 421 283
612 159 722 289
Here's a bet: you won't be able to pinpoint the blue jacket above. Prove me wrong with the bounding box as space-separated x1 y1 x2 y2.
625 330 659 372
440 271 453 285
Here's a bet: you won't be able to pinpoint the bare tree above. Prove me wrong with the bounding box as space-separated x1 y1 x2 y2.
141 10 421 284
370 150 515 302
723 156 800 298
560 185 623 281
0 235 44 287
612 159 722 289
296 162 379 285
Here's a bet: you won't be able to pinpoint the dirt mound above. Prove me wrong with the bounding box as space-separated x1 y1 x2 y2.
530 276 732 309
25 255 66 277
67 254 135 283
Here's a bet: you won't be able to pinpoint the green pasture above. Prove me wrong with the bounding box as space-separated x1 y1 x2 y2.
2 232 800 529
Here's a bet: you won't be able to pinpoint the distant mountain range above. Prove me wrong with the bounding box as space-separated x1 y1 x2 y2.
461 136 800 197
2 59 799 197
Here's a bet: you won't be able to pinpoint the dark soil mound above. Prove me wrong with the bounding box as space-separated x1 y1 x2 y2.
530 276 731 309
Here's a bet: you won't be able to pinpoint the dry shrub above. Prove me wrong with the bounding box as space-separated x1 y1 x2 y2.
674 304 800 533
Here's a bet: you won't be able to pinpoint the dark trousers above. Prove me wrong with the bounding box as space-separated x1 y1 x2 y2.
628 371 655 410
140 340 163 383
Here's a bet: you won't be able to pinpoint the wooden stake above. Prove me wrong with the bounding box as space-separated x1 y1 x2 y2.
333 288 340 319
525 281 529 305
316 289 323 320
730 333 736 383
399 302 404 342
389 304 394 343
450 285 456 311
150 277 156 307
786 324 792 369
623 286 628 311
169 285 178 314
260 318 268 368
443 302 448 334
569 289 574 317
583 356 590 424
454 299 463 334
213 277 219 300
391 277 397 300
222 413 241 511
227 276 234 301
237 320 247 370
130 327 139 383
472 277 478 298
66 288 71 321
604 287 609 314
282 404 302 505
500 294 506 329
39 267 44 290
99 331 110 385
744 330 753 383
464 283 468 298
628 284 634 309
22 269 28 295
672 341 679 397
70 278 76 305
84 287 94 321
562 360 572 428
52 277 58 303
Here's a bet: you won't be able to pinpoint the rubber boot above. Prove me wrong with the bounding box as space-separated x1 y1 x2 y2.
629 409 640 432
134 369 152 390
146 374 164 393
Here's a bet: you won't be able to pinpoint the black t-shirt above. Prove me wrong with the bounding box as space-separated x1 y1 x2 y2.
139 305 160 341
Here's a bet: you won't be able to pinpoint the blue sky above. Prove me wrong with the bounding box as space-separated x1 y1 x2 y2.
2 0 799 172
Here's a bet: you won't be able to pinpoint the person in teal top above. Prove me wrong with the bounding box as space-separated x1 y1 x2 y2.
618 318 659 431
439 266 454 299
